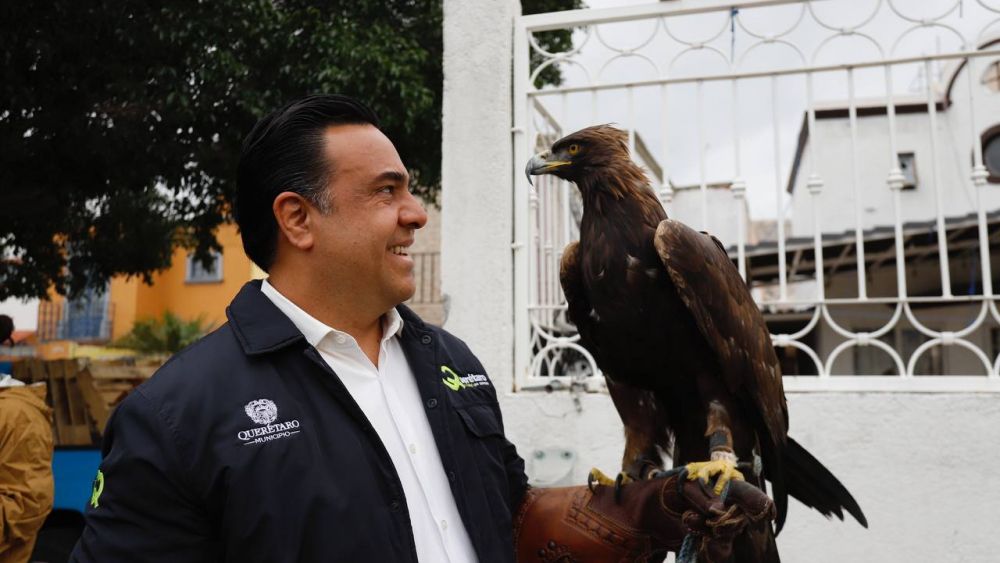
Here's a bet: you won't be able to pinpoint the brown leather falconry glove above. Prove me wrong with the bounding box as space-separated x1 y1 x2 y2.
512 468 776 563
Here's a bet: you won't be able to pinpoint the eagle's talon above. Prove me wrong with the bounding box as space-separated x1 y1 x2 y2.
588 468 634 502
685 458 745 495
615 473 627 504
588 467 617 488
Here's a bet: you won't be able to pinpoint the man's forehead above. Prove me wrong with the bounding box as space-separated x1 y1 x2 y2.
321 124 406 180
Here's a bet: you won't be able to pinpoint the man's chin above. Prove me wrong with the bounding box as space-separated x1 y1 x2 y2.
386 282 416 308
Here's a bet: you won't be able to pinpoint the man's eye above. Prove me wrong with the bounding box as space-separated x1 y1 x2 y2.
379 186 393 194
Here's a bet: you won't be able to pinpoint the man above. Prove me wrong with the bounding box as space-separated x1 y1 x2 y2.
70 95 773 562
0 370 54 562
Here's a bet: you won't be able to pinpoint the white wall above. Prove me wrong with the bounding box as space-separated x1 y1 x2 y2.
789 55 1000 237
790 111 986 237
441 2 1000 561
502 391 1000 562
778 392 1000 562
668 186 750 249
0 297 38 331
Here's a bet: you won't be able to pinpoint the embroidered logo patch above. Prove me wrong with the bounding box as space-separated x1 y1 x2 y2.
441 365 490 391
244 399 278 425
238 398 301 446
90 469 104 508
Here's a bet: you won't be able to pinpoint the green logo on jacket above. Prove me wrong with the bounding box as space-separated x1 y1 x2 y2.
441 365 466 391
441 365 491 391
90 470 104 508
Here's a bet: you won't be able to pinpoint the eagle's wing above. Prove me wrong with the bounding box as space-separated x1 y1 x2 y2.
559 241 600 360
652 219 788 449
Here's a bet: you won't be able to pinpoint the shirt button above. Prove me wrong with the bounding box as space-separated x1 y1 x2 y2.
426 398 438 409
440 520 448 531
408 443 417 455
335 334 346 344
420 334 432 345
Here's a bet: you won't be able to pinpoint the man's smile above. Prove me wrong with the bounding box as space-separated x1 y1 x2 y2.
388 240 415 268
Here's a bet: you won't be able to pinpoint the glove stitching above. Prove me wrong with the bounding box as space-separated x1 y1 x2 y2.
576 488 651 557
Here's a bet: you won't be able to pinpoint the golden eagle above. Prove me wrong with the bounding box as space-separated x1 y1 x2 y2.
526 125 867 562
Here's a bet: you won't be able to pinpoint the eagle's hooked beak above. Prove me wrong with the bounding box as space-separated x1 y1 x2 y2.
525 151 571 186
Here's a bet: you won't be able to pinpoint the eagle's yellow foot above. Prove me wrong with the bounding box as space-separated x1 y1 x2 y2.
588 467 616 487
587 467 633 487
587 468 633 502
686 456 745 495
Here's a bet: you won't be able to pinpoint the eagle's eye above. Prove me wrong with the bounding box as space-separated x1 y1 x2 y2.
567 144 580 156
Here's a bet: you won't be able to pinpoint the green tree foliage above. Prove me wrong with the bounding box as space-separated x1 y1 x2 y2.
114 311 211 354
0 0 580 300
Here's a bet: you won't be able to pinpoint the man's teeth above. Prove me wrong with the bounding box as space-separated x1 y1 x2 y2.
390 246 408 255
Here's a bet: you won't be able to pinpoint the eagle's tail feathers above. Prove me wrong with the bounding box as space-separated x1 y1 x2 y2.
783 437 868 529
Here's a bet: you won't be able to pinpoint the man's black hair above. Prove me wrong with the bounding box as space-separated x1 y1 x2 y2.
236 94 381 271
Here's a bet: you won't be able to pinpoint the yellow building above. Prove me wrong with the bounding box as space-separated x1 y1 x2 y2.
39 224 263 343
37 204 444 344
108 224 263 340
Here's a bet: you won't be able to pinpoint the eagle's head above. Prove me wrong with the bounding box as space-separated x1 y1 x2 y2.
525 124 631 185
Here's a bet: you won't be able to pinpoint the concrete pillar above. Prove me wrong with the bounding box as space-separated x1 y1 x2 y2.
441 0 520 387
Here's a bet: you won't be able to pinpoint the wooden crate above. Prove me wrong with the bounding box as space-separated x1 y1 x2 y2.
8 358 155 446
86 362 156 409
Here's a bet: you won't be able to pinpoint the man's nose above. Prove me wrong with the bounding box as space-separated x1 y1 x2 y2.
401 192 428 230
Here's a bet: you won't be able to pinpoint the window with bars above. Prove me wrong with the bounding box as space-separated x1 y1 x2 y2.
898 152 918 190
984 131 1000 184
983 60 1000 93
185 251 223 283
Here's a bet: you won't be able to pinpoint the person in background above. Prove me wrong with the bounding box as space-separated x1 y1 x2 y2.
0 314 16 347
0 351 55 563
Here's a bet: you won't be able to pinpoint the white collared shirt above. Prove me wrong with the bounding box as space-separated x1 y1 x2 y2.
259 281 477 563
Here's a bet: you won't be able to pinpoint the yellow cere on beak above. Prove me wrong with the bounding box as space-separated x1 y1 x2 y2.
525 152 571 186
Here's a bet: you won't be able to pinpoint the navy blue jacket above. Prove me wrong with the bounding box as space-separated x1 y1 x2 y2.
71 281 528 562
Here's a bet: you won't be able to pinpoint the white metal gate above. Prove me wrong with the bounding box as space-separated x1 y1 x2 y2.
512 0 1000 392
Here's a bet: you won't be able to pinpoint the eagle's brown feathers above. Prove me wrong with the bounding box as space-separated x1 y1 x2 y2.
534 124 866 562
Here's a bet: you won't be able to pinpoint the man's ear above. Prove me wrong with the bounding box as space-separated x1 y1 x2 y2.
273 192 315 251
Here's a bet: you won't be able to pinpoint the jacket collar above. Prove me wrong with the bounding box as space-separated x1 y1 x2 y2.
227 280 306 356
227 280 431 357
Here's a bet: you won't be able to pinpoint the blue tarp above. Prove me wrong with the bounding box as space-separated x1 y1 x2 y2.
53 448 102 514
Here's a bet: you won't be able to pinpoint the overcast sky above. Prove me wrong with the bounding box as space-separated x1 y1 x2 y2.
530 0 1000 220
